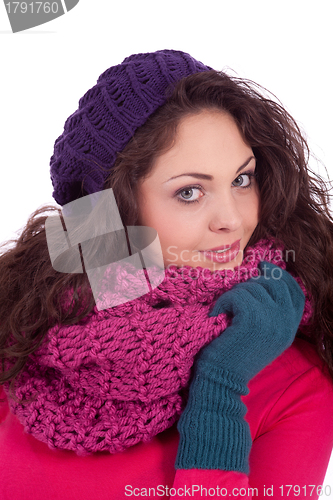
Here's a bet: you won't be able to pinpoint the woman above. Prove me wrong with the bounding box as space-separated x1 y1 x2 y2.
1 49 333 499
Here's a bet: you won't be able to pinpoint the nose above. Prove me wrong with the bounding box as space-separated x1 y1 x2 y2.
208 193 242 233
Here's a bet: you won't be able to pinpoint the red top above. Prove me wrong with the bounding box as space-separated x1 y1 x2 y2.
1 337 333 500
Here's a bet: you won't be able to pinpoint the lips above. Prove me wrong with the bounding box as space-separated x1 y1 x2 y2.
203 240 241 253
197 239 241 263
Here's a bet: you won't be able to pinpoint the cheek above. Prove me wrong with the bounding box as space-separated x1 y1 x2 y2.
250 193 260 228
138 198 176 243
242 192 260 231
136 191 159 228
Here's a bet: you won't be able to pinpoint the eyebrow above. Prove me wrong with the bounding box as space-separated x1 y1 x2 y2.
164 155 256 183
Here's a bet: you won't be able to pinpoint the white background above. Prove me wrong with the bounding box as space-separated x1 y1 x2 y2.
1 0 333 491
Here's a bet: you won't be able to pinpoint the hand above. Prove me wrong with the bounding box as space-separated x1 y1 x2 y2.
204 261 306 383
175 262 305 472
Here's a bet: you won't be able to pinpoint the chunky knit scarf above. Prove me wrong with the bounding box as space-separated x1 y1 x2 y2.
5 239 312 456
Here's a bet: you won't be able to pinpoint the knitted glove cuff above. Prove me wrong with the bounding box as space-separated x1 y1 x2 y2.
175 367 252 473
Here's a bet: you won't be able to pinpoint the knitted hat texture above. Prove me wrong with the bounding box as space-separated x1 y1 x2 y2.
4 239 312 456
50 50 212 206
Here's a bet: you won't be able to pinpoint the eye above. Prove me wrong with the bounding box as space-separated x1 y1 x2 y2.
232 172 255 189
176 186 203 204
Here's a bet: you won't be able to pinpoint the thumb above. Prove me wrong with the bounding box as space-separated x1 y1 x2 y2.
208 286 247 318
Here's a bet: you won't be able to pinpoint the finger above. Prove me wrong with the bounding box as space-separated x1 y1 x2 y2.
208 286 251 317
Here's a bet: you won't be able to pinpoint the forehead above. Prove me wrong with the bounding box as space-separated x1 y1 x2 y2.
149 110 253 178
175 109 242 144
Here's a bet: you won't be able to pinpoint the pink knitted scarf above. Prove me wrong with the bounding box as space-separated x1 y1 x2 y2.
5 239 312 456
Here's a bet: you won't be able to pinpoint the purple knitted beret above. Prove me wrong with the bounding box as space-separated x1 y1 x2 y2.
50 50 212 206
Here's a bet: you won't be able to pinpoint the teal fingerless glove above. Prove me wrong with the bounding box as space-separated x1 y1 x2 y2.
175 262 305 473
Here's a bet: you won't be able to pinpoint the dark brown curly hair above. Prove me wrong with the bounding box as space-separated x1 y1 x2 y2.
1 70 333 398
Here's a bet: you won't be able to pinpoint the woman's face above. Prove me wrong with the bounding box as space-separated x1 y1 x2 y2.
137 110 260 272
